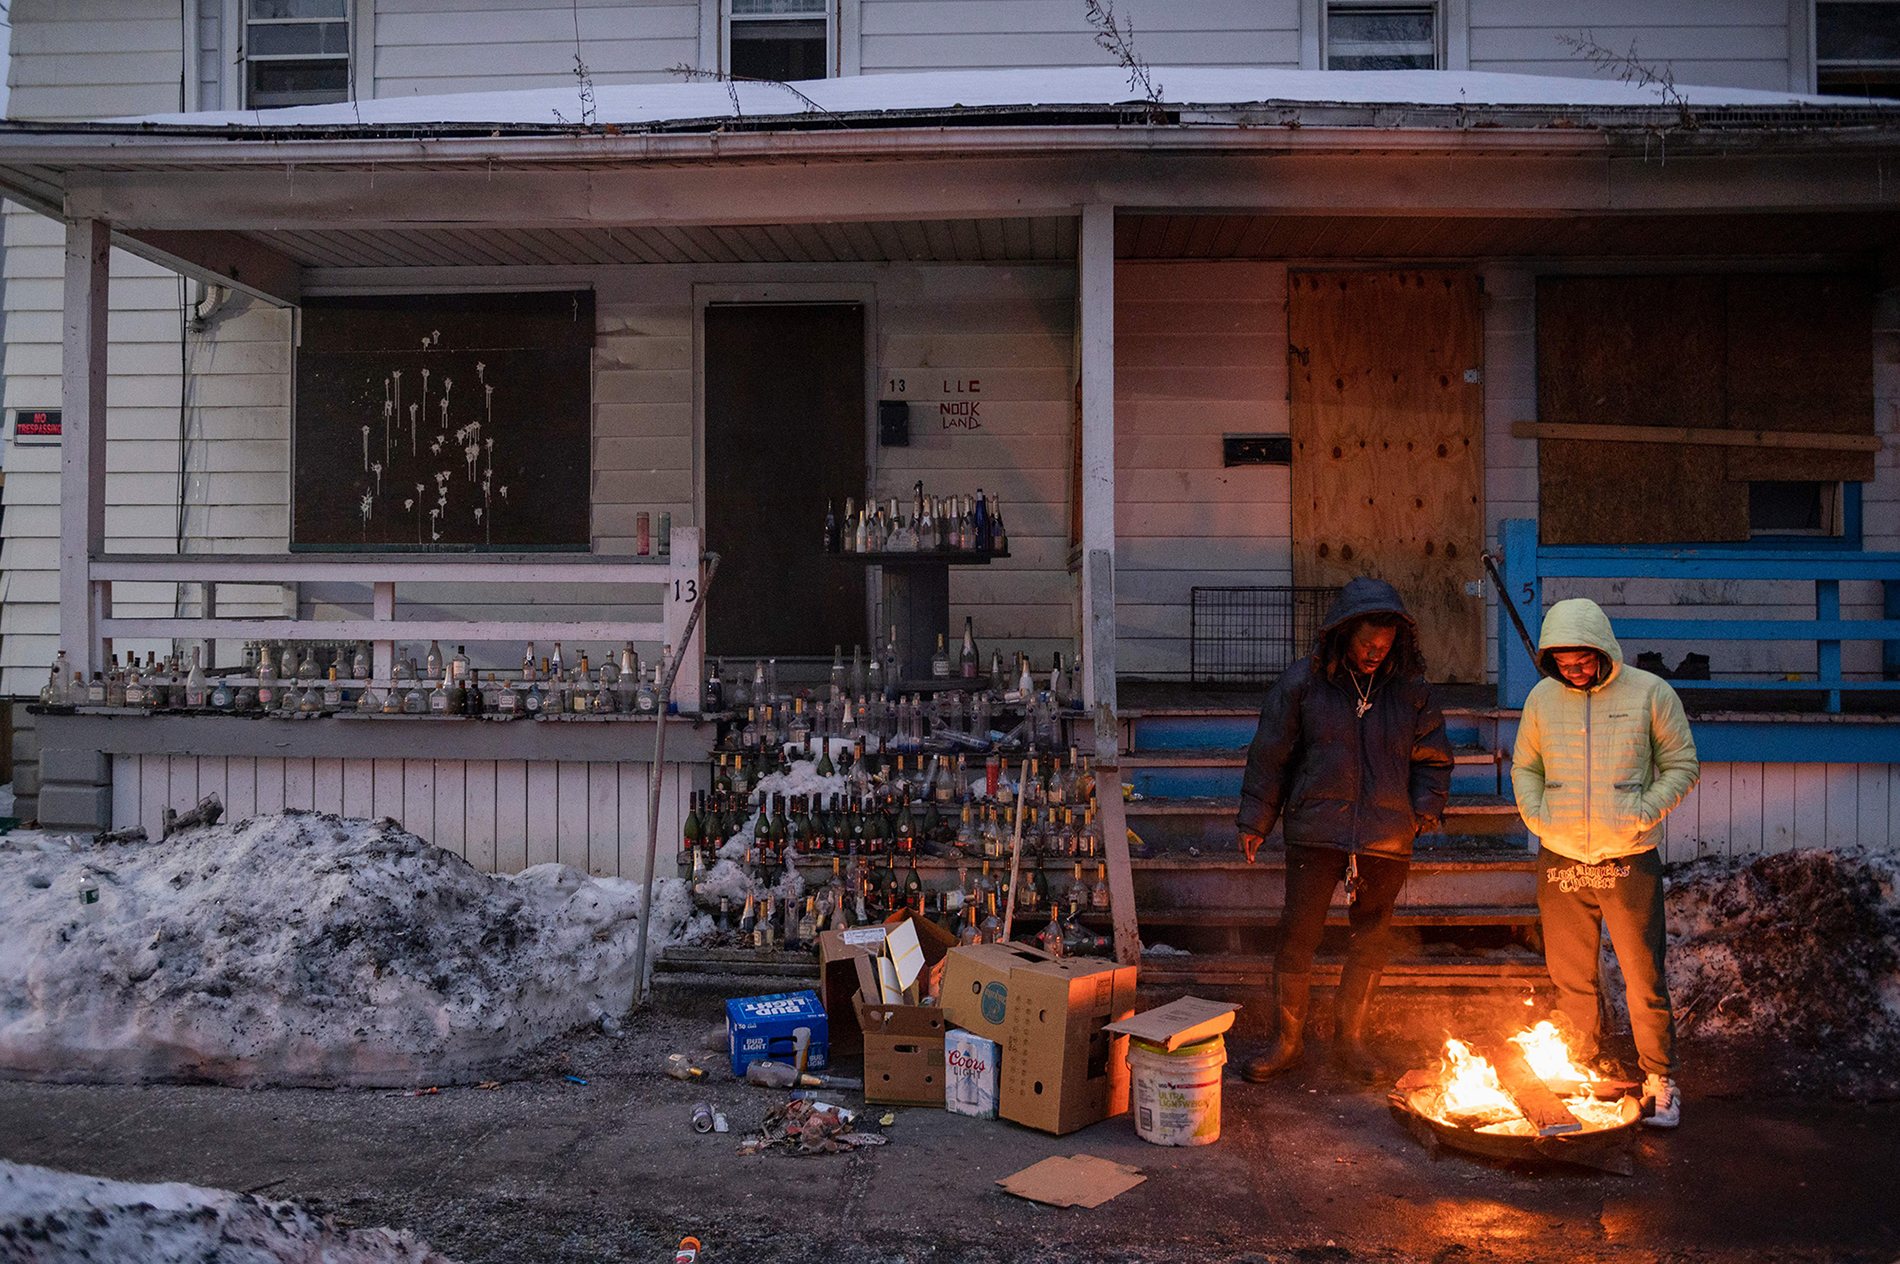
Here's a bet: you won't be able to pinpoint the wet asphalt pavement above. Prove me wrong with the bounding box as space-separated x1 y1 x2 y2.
1 1009 1895 1264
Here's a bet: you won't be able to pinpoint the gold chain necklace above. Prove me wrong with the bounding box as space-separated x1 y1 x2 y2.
1350 669 1374 718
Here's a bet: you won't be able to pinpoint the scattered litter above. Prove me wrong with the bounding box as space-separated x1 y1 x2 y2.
692 1102 714 1133
879 1112 896 1127
675 1236 701 1264
752 1098 880 1155
712 1111 729 1134
564 1075 588 1086
475 1082 501 1091
666 1053 705 1081
996 1155 1146 1208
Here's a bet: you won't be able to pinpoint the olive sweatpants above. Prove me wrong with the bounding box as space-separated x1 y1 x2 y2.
1537 845 1676 1078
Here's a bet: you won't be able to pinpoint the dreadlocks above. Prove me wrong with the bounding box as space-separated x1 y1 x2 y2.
1314 611 1427 684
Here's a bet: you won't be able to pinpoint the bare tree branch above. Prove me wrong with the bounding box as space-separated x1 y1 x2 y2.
1557 32 1696 133
667 64 841 127
1084 0 1167 122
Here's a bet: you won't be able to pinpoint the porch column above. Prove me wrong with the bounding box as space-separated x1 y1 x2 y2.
1079 202 1139 964
60 218 110 675
1078 203 1115 712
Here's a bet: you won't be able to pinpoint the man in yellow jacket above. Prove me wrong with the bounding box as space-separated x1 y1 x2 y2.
1512 597 1698 1128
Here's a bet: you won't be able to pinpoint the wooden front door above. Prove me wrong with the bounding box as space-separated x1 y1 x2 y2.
1288 271 1485 683
704 303 867 658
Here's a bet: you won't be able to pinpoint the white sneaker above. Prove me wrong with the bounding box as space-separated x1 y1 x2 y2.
1643 1074 1680 1128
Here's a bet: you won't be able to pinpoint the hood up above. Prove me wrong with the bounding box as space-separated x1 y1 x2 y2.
1536 597 1625 687
1318 577 1418 636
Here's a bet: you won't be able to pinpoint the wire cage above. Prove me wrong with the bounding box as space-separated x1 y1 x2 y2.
1190 587 1340 685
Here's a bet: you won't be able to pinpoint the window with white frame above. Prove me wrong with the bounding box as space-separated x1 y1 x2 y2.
1816 1 1900 98
245 0 351 108
1325 3 1438 71
727 0 831 81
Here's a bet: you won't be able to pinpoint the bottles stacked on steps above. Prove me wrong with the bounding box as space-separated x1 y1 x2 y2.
824 481 1008 556
709 641 1079 760
680 740 1115 958
37 638 675 721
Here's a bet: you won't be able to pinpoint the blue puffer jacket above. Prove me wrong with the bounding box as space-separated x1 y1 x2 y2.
1235 579 1454 860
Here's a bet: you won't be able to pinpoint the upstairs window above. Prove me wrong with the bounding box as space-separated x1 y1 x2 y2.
1817 2 1900 98
1326 4 1438 70
246 0 351 109
728 0 831 81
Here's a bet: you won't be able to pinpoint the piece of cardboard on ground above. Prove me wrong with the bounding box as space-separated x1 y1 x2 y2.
996 1154 1147 1209
1105 996 1239 1051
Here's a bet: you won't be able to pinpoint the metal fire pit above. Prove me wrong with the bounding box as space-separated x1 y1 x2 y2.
1387 1088 1643 1176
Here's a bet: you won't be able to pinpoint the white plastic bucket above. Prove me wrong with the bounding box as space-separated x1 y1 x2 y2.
1128 1034 1226 1146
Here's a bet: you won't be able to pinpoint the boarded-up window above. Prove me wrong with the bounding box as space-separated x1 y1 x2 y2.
1535 274 1874 546
292 292 594 551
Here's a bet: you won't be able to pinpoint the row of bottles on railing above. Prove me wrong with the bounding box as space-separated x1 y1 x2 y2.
37 638 678 719
823 482 1008 555
706 742 1097 819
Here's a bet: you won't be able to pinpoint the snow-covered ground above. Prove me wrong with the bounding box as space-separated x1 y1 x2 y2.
0 812 710 1087
0 1160 457 1263
1599 849 1900 1047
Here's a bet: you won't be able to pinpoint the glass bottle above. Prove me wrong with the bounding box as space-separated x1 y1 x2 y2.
257 654 277 711
116 656 136 708
211 675 234 711
296 646 319 680
425 641 444 680
450 644 470 685
428 676 449 714
299 678 321 713
635 665 658 716
981 891 1002 944
824 498 840 554
357 680 379 713
322 666 343 712
1092 861 1111 910
185 647 206 708
403 675 427 714
279 643 297 680
931 633 951 679
991 496 1008 554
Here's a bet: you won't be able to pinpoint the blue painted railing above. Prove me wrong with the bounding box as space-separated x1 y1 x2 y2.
1496 519 1900 713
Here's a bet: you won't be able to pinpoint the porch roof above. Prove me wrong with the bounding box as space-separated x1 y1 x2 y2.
0 67 1892 307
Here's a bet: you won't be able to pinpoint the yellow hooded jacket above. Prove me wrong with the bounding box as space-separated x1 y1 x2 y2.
1511 598 1700 864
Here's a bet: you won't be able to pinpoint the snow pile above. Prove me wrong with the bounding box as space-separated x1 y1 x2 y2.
0 812 711 1087
0 1160 457 1263
1652 850 1900 1046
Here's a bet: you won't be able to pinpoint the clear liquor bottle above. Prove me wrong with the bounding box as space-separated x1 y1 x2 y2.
352 642 371 679
322 667 342 712
428 677 449 714
931 633 951 679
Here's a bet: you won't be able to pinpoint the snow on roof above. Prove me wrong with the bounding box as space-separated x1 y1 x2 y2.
119 66 1878 131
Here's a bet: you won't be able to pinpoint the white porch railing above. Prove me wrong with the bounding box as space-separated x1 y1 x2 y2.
83 527 708 707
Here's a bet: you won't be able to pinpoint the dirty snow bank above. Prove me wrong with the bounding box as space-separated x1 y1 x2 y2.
1648 850 1900 1046
0 1160 457 1263
0 812 712 1087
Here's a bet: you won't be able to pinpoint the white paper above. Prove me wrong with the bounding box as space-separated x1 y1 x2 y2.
885 918 924 991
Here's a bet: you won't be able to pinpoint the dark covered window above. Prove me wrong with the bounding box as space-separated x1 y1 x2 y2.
1817 1 1900 98
1326 4 1437 70
729 0 830 81
246 0 351 109
1749 482 1843 537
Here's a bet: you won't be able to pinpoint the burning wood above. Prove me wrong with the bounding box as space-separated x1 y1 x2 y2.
1399 1021 1638 1140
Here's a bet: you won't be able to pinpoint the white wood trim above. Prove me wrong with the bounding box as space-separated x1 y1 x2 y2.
221 0 242 111
61 218 111 676
181 1 201 114
90 555 690 584
1443 0 1469 72
1792 0 1816 94
1299 0 1322 69
99 618 671 643
1078 205 1114 711
837 0 861 76
352 0 376 102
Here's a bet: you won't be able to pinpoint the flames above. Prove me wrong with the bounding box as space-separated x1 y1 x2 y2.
1409 1022 1635 1137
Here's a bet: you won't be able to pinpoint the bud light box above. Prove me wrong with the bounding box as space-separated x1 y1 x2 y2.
725 991 829 1077
945 1029 1000 1120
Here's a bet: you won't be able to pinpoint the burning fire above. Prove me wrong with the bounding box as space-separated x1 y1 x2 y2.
1408 1024 1635 1137
1509 1020 1599 1085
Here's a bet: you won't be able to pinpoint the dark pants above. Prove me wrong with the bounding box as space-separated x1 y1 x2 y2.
1537 846 1676 1078
1275 843 1409 976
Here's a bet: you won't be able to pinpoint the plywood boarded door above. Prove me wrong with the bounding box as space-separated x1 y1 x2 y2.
1289 271 1485 683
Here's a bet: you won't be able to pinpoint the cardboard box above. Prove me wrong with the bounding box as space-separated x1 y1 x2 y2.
940 944 1139 1135
945 1028 1001 1119
998 956 1137 1136
857 999 948 1106
725 991 829 1077
940 942 1057 1043
817 913 958 1054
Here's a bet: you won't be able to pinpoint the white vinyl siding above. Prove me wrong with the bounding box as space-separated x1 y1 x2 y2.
371 0 701 97
1467 0 1795 92
858 0 1301 73
5 0 184 121
1114 261 1290 679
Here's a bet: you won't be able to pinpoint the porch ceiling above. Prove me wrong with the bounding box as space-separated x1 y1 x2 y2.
260 216 1078 268
1118 211 1900 260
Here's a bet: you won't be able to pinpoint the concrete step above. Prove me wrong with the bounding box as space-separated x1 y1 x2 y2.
1123 793 1529 852
1123 746 1509 799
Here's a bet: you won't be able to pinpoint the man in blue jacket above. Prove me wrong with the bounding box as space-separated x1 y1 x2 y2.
1236 579 1454 1082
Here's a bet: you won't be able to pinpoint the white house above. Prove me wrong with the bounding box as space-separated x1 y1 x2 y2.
0 3 1896 913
